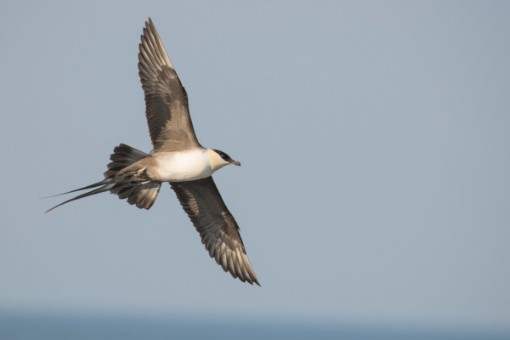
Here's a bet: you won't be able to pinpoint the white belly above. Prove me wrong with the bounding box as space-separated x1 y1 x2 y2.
151 149 213 182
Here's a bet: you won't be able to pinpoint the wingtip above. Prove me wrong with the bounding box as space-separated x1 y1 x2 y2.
145 17 155 30
249 272 261 286
241 275 260 286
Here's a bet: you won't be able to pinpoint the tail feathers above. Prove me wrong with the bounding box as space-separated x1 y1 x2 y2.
45 180 161 213
44 179 110 199
106 143 161 209
45 180 115 213
111 181 161 209
104 144 148 179
46 144 162 213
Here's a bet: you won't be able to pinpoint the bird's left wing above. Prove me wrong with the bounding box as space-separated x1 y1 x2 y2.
170 177 259 285
139 18 201 152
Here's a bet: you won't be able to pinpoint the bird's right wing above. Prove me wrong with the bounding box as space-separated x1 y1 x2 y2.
170 177 259 285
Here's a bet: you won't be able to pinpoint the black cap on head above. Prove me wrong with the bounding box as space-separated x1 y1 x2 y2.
213 149 241 166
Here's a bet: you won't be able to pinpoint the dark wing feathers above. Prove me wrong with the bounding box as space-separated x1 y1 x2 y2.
139 18 200 151
171 177 259 285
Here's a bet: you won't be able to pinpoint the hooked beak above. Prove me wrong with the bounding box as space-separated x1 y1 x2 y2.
231 160 241 166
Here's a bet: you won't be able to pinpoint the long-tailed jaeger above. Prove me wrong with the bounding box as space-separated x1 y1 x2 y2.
46 18 259 285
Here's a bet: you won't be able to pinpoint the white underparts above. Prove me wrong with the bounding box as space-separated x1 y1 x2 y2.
150 149 214 182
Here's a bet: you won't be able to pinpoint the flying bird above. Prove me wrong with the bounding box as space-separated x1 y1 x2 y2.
46 18 259 285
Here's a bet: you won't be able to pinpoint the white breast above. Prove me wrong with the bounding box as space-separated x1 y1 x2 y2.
151 149 213 182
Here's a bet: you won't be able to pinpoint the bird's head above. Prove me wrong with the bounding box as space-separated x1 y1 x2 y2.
208 149 241 171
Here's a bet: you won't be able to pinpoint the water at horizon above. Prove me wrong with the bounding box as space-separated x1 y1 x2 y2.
0 310 508 340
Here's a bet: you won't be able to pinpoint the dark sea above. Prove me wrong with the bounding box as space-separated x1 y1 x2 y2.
0 310 508 340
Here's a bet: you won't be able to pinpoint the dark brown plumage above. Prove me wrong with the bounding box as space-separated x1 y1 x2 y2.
139 18 201 152
172 178 259 285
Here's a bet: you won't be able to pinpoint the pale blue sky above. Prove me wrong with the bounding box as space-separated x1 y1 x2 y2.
1 0 509 331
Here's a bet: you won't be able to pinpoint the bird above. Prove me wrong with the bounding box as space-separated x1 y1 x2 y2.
46 18 259 286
